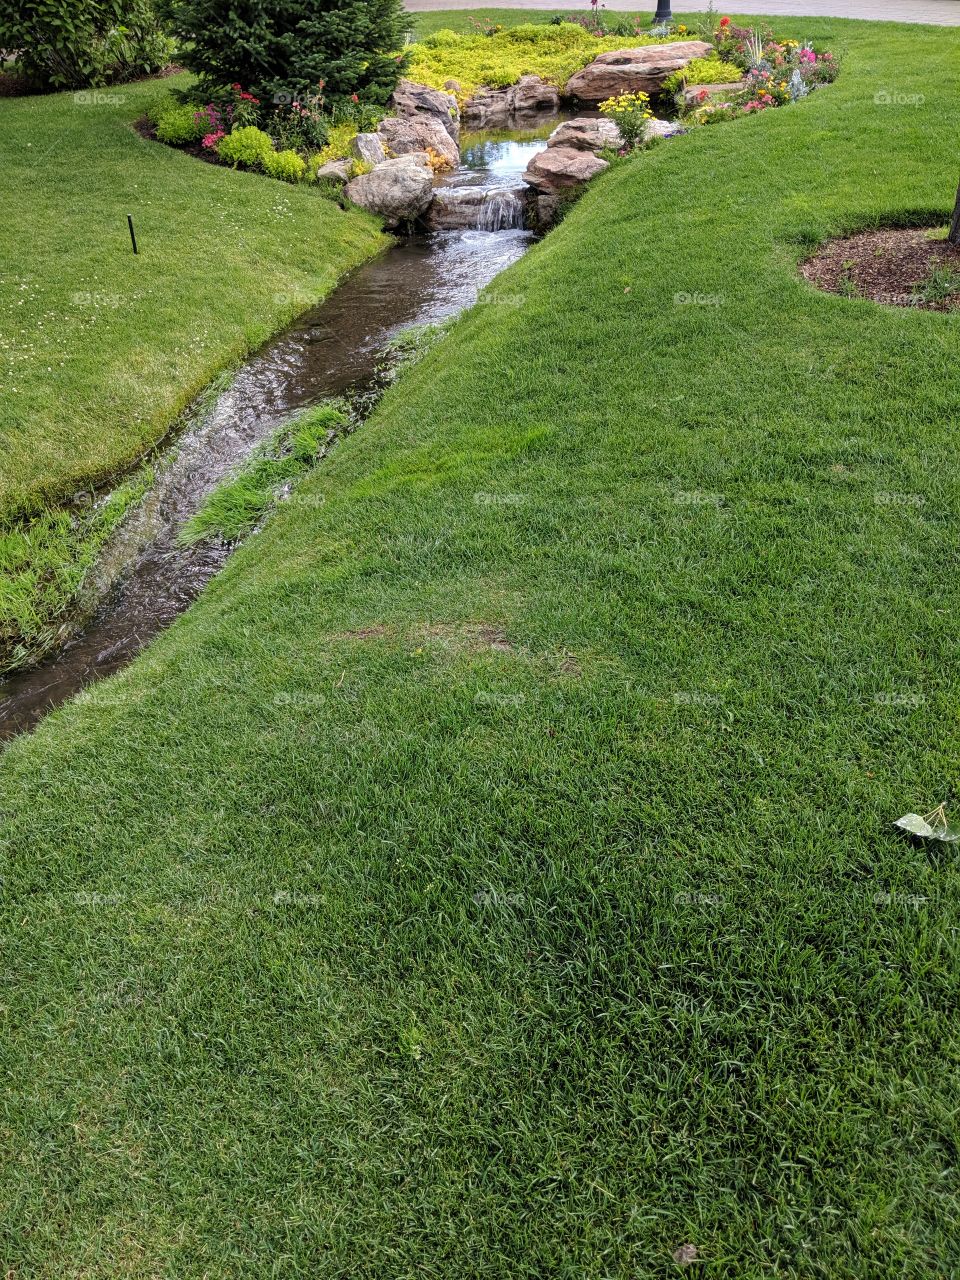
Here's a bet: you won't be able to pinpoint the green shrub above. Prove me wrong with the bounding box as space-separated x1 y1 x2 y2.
662 57 744 95
0 0 172 90
407 23 672 99
262 148 307 183
217 126 275 169
154 103 206 145
164 0 410 107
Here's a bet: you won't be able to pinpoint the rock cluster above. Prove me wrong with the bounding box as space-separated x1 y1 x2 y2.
462 75 560 130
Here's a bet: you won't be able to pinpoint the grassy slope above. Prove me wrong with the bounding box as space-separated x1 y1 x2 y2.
3 15 960 1278
0 76 387 523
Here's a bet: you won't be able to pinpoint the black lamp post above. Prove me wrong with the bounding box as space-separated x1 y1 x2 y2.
653 1 673 22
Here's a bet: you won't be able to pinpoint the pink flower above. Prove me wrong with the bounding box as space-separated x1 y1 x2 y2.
202 130 224 149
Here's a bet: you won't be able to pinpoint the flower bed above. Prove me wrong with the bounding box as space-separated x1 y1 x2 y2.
145 79 383 185
678 19 838 124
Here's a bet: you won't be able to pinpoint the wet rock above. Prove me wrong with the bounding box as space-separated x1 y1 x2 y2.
522 145 609 194
315 158 351 184
511 74 561 115
389 78 460 142
376 114 459 169
547 117 622 153
565 40 712 102
424 184 528 231
351 131 387 166
345 153 435 227
463 75 560 130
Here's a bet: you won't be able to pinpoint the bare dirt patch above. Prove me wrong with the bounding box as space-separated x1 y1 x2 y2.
801 227 960 312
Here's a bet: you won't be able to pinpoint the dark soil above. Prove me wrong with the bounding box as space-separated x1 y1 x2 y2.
801 227 960 312
133 116 224 167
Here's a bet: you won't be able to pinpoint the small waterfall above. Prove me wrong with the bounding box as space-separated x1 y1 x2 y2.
477 188 525 232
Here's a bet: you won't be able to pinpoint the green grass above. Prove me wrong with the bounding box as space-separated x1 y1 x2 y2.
0 75 388 524
3 12 960 1277
0 463 153 672
179 401 351 545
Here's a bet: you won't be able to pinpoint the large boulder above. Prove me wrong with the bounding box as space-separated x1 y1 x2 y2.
389 79 460 142
522 145 609 195
463 75 560 130
547 117 622 153
565 40 712 102
377 114 459 169
345 153 435 227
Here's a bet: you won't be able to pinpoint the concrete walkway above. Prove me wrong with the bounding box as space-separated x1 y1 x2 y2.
405 0 960 23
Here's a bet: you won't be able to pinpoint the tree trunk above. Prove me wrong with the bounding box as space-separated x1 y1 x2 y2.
950 176 960 248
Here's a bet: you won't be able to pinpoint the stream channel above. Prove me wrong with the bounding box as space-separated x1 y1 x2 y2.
0 119 562 742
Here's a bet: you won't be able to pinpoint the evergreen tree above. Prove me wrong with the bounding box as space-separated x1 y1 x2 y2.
165 0 409 106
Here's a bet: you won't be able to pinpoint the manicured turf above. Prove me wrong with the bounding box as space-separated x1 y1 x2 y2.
0 76 387 523
3 13 960 1278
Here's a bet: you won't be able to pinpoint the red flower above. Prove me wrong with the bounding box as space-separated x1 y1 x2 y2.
350 93 359 103
719 16 730 26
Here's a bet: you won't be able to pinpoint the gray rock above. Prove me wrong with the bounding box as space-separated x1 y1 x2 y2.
522 145 609 194
315 159 351 184
463 75 560 130
351 131 387 166
344 153 435 227
565 41 713 102
645 117 686 139
377 114 459 169
424 184 528 231
547 117 622 153
389 78 460 142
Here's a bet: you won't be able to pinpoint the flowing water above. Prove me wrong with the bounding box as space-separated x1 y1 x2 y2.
0 123 554 743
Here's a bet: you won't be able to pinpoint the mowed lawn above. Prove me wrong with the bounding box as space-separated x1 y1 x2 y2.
0 76 387 523
2 14 960 1278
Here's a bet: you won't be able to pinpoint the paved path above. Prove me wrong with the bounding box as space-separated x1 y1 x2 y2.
406 0 960 23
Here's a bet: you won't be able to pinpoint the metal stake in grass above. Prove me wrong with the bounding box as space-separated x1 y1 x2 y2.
653 1 673 23
127 214 138 255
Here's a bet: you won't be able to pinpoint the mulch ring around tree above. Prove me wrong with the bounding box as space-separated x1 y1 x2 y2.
801 227 960 312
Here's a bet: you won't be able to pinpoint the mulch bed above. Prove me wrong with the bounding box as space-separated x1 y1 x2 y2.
133 116 223 167
801 226 960 312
